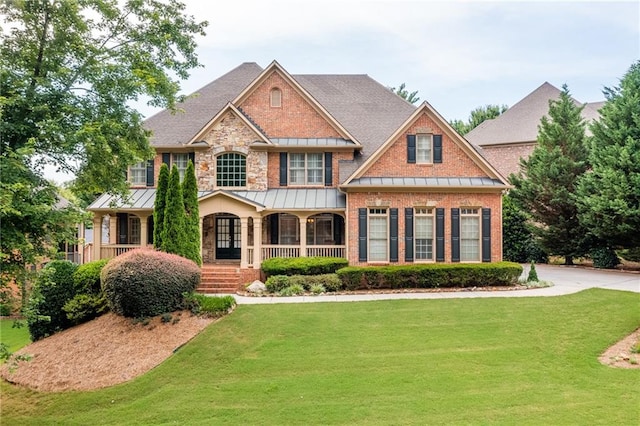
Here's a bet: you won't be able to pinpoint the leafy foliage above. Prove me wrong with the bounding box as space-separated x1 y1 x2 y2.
577 61 640 248
0 0 206 288
509 85 591 265
161 165 187 256
390 83 420 104
265 274 341 293
590 247 620 269
261 257 348 277
183 293 235 317
450 104 508 135
502 195 547 263
101 249 200 318
153 163 170 249
26 260 78 341
527 262 539 282
336 262 523 291
182 161 202 265
63 293 108 324
72 259 109 294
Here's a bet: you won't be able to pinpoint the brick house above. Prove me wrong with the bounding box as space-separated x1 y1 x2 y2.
88 61 510 291
465 82 604 179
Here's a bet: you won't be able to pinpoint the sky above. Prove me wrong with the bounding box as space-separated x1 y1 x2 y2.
47 0 640 182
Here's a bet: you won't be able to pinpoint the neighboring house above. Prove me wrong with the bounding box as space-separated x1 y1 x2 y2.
88 61 510 290
465 82 604 179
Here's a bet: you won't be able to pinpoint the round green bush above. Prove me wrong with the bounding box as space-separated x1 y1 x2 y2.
73 258 109 294
591 247 620 269
27 260 78 341
101 249 201 318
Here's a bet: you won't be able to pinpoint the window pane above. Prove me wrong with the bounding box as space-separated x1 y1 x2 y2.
460 215 480 261
129 162 146 185
415 216 433 239
217 153 246 187
173 153 189 180
369 215 387 261
279 215 298 245
417 134 432 163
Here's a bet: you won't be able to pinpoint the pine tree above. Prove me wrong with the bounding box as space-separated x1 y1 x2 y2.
153 163 170 249
509 85 591 265
182 160 202 265
161 165 186 256
578 61 640 249
527 261 539 282
502 195 547 263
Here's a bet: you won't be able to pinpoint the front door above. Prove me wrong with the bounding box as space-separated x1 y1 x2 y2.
216 216 241 260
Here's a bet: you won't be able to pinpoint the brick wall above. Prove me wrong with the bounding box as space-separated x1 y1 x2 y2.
240 71 342 138
345 191 503 265
480 143 536 179
363 113 487 178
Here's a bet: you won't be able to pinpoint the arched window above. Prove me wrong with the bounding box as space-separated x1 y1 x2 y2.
270 87 282 107
216 153 246 187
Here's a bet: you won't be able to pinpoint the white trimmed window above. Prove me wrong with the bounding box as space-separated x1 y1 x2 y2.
289 153 323 185
172 153 189 181
129 162 146 185
415 208 434 261
270 88 282 107
416 134 433 164
368 208 388 261
460 208 480 261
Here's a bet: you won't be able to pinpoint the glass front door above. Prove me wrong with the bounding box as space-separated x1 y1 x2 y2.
216 216 241 260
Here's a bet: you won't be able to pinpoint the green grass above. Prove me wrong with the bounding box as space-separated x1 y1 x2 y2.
2 289 639 425
0 319 30 353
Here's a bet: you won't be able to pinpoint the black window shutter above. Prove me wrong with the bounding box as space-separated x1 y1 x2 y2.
333 214 343 245
358 208 367 262
270 214 279 244
407 135 416 163
188 152 195 166
146 159 154 187
324 152 333 186
117 213 128 244
433 134 443 163
279 152 288 186
390 208 398 262
147 216 154 245
436 208 445 262
405 208 414 262
451 208 460 262
162 153 171 166
482 208 491 262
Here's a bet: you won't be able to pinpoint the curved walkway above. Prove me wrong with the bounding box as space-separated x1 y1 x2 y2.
232 264 639 305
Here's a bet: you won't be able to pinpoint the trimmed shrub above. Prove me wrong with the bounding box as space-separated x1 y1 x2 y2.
265 275 290 293
591 247 620 269
279 284 304 296
310 284 326 295
265 274 342 294
63 293 108 324
184 293 235 317
336 262 523 291
527 262 539 282
102 249 201 318
27 260 78 341
261 257 348 277
73 258 109 294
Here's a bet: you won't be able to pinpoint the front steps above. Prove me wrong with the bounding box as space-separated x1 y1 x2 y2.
197 264 241 294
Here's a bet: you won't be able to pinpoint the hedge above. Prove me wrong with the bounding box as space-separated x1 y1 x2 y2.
265 274 341 293
73 258 109 294
261 257 348 277
336 262 523 291
101 249 200 318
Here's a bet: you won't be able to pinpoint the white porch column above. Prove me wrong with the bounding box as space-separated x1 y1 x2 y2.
199 216 204 262
93 214 102 261
109 214 117 244
240 217 249 268
253 215 262 268
138 214 149 248
299 214 309 257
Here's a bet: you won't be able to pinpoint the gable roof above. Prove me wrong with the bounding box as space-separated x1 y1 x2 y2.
466 82 604 147
144 62 263 147
343 101 509 187
188 102 271 145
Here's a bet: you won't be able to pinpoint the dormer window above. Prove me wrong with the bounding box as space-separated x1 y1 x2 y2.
270 88 282 107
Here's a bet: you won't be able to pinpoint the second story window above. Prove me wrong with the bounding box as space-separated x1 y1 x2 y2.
217 153 246 187
129 162 146 185
289 153 323 185
270 88 282 107
416 134 433 163
172 153 189 181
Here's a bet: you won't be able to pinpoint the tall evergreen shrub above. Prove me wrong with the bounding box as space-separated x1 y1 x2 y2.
153 163 170 249
161 165 187 256
182 160 201 265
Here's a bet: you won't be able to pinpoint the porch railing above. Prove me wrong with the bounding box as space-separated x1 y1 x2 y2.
100 244 143 259
306 245 345 258
247 247 254 268
261 245 300 260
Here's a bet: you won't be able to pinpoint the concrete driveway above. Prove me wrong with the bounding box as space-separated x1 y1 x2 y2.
231 264 639 304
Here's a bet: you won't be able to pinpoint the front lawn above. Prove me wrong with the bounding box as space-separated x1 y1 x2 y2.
0 319 30 354
2 289 638 424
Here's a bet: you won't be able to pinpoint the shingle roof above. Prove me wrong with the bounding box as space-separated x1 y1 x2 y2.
466 82 603 147
144 63 263 147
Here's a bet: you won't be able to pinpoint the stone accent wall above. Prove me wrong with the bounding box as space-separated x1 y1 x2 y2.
346 191 503 265
240 71 342 138
197 111 268 191
363 113 487 178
